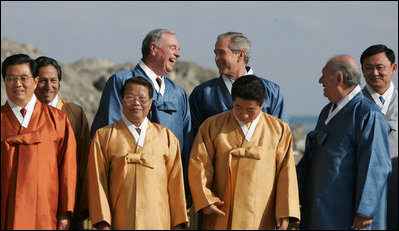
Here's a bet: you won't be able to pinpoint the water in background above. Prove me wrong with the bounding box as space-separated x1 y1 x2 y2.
289 115 318 132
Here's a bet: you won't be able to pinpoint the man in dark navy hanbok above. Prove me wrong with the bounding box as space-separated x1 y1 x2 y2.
297 55 391 230
189 32 288 137
90 29 193 207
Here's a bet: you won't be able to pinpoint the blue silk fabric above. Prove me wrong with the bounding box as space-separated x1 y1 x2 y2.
90 64 194 201
297 91 391 230
189 67 288 136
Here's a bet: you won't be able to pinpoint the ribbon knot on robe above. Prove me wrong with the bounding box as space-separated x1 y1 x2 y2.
229 146 262 160
125 153 153 169
5 130 41 146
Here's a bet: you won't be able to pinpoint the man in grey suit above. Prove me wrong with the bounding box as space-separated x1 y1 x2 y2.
360 44 398 230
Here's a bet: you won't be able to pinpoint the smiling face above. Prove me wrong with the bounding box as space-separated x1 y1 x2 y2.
151 33 180 76
5 63 38 107
232 97 263 124
122 83 153 126
34 65 60 104
362 52 397 95
214 37 243 79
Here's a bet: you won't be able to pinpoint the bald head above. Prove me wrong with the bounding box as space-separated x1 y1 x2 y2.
327 55 361 88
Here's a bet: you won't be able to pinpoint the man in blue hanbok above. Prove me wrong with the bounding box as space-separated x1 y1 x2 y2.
297 55 391 230
360 44 398 230
189 32 288 136
90 29 193 207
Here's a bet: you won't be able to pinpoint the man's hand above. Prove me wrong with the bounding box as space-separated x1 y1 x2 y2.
351 215 373 230
275 217 289 230
202 201 225 216
56 213 71 230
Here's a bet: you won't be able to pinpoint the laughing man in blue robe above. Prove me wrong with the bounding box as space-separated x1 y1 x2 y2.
189 32 288 137
90 29 193 208
297 55 391 230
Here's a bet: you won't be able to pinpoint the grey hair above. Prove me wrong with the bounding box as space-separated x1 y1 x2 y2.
330 59 361 87
217 32 251 64
142 29 176 59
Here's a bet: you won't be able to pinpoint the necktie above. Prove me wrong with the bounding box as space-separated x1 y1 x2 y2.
156 77 162 88
331 103 337 112
379 96 385 104
20 108 27 118
136 128 141 135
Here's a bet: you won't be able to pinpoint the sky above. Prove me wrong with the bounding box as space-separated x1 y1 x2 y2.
1 1 398 116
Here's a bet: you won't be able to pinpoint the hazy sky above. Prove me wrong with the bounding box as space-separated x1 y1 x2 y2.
2 1 398 116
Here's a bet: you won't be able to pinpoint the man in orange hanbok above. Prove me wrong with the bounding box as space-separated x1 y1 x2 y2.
1 54 77 230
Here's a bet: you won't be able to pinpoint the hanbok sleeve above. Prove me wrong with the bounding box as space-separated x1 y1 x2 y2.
165 133 189 227
87 131 112 226
188 122 221 213
58 116 78 216
355 112 391 218
275 123 300 222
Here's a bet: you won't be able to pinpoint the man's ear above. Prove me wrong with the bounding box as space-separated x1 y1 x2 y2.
150 42 157 56
237 50 245 63
336 72 344 86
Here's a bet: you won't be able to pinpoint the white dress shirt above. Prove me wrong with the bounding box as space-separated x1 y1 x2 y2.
7 94 37 128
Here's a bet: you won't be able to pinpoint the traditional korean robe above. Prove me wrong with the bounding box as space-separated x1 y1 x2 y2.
87 119 188 229
297 91 391 229
363 85 398 230
189 66 288 136
189 111 300 230
56 98 91 221
90 64 193 201
1 100 77 230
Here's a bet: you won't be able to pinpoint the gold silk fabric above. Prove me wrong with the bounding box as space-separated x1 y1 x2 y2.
87 119 188 229
189 111 300 229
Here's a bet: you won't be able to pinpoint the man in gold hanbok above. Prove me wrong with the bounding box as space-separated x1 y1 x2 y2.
87 77 188 230
189 75 300 230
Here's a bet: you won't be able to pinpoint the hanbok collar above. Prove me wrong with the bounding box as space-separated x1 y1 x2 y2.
222 66 254 94
7 94 37 128
325 85 361 125
366 82 394 115
233 110 261 142
138 59 165 96
48 94 59 108
122 114 148 147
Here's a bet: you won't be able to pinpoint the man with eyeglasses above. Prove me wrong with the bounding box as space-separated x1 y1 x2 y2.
90 29 193 208
33 56 91 230
87 77 188 230
360 44 398 230
1 54 77 230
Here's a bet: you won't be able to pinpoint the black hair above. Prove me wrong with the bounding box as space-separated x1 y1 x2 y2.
231 75 266 106
120 76 154 99
360 44 396 66
2 54 37 80
35 56 62 81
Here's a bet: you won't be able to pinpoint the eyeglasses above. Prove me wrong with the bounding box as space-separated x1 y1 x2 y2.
124 96 150 104
5 74 34 84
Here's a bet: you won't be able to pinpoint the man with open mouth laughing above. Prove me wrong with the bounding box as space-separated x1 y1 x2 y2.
90 28 194 210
